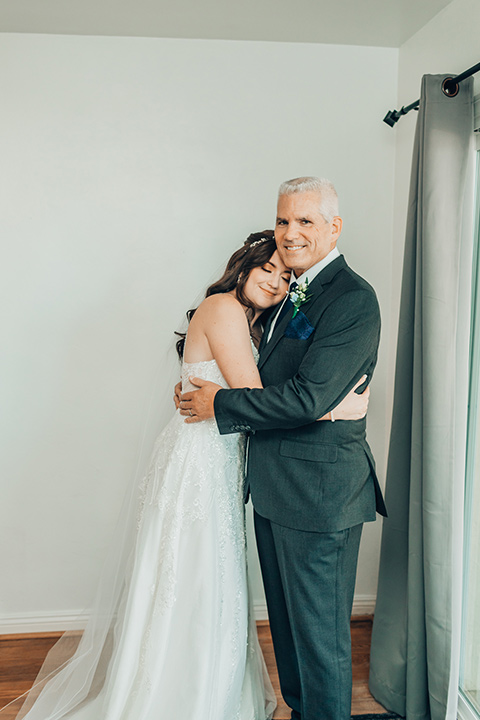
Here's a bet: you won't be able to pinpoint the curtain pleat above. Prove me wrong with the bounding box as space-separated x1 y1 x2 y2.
369 74 474 720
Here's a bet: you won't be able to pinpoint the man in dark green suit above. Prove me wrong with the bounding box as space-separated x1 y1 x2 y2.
181 177 386 720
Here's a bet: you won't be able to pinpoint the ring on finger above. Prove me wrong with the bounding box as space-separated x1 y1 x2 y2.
189 409 193 417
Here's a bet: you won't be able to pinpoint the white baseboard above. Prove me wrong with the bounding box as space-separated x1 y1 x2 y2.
1 595 376 635
351 594 376 616
253 602 269 622
0 610 88 635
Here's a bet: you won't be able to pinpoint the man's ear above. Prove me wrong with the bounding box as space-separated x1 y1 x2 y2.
331 216 343 241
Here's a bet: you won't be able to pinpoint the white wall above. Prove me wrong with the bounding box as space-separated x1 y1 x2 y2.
0 32 398 630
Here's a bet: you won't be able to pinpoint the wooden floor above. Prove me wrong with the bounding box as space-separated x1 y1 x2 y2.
0 617 386 719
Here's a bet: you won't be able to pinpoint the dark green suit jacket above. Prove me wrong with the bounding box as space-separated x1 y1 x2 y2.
214 255 387 532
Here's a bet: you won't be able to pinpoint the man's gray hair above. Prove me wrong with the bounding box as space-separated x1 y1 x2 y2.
278 176 339 223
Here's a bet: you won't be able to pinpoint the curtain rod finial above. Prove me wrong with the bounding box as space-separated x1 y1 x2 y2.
383 109 401 127
383 101 420 128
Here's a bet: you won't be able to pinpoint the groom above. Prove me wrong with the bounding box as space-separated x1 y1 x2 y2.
180 177 386 720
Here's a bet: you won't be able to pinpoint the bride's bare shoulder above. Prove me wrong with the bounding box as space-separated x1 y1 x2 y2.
194 293 246 323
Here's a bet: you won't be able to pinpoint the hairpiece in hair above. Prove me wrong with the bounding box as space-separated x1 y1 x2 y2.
244 237 269 252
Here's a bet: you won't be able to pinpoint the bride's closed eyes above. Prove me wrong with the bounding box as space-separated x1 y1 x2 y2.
243 252 291 311
261 265 290 285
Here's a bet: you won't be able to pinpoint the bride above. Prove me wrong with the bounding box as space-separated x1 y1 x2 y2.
9 231 368 720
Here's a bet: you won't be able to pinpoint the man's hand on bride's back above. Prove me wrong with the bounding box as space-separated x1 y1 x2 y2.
179 378 222 423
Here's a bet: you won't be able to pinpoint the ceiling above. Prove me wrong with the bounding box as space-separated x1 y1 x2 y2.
0 0 453 47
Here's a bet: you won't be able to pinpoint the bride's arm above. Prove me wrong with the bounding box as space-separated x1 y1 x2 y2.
189 294 263 390
317 378 369 421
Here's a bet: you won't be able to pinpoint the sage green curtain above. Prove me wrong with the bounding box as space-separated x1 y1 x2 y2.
369 74 474 720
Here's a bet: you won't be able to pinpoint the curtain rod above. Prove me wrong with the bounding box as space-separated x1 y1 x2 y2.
383 60 480 127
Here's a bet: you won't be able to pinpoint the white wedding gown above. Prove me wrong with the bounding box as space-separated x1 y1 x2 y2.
18 355 275 720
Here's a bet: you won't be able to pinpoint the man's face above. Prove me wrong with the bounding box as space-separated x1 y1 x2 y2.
275 191 342 276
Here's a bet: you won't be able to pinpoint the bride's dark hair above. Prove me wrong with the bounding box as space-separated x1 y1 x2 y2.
175 230 278 359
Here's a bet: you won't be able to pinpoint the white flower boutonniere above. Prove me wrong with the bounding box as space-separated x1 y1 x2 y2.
289 279 312 319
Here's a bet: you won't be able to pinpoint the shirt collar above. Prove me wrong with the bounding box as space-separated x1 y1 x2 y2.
291 247 340 287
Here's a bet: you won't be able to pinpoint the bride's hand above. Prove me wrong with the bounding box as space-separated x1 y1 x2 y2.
173 381 182 410
318 376 370 421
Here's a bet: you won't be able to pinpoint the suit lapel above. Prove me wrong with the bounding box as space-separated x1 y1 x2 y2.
258 255 347 371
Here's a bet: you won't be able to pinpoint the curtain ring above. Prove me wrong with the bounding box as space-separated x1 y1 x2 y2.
442 76 459 97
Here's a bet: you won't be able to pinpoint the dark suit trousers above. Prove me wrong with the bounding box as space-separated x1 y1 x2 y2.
254 512 363 720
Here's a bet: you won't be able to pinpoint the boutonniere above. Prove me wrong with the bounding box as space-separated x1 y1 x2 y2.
289 279 312 319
